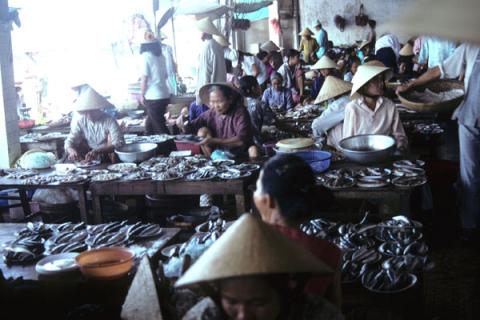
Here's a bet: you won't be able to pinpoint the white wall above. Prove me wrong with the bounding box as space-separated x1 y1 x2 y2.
299 0 416 46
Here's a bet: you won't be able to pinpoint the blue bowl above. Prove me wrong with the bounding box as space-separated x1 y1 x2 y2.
293 150 332 173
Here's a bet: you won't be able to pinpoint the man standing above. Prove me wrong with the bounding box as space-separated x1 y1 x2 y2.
195 18 227 104
417 35 457 68
314 20 328 60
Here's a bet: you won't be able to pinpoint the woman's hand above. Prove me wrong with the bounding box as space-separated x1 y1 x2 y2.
396 79 416 94
66 148 80 161
85 149 100 161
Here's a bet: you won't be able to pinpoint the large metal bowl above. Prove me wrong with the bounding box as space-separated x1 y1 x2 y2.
339 134 396 164
115 143 157 163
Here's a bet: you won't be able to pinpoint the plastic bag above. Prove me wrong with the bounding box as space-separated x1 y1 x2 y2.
16 150 57 169
32 188 79 204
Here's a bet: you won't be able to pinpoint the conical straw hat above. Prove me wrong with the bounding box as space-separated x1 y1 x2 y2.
73 87 114 111
299 27 314 37
351 65 393 96
198 82 243 105
175 214 332 287
399 43 414 56
315 76 352 104
195 17 222 37
213 34 229 47
311 55 337 70
358 40 371 50
276 138 315 150
387 0 480 44
260 40 281 52
364 60 386 67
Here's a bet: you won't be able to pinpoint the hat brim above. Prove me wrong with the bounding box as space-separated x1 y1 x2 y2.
350 67 393 97
198 82 243 105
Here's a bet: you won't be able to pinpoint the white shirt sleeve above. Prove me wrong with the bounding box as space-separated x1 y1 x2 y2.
439 44 467 80
141 53 150 77
342 101 357 139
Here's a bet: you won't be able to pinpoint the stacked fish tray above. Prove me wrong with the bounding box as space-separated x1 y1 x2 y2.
301 215 434 293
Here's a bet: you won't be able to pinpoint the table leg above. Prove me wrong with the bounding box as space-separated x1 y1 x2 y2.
19 190 31 217
235 194 246 216
93 194 103 224
77 186 88 223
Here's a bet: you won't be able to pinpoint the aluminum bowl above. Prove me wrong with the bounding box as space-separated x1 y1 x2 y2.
339 134 396 164
115 143 157 163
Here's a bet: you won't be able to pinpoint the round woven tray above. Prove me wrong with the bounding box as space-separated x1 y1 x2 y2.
397 79 464 113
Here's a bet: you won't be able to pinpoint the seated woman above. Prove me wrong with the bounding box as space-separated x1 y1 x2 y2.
343 65 408 152
239 75 272 146
65 87 125 162
176 83 258 159
176 214 344 320
310 55 339 99
343 56 361 82
375 34 401 73
253 154 342 307
312 76 352 149
262 72 294 114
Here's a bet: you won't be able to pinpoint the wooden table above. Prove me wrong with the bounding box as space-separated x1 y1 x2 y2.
0 172 89 223
0 223 180 281
323 160 416 217
89 176 255 224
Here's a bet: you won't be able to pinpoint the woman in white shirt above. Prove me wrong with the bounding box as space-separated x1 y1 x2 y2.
343 65 408 151
139 31 170 134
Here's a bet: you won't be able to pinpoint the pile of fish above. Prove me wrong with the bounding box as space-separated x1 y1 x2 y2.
1 156 259 185
125 134 173 144
275 104 322 120
2 221 163 265
404 120 444 135
163 218 230 278
300 215 434 292
317 161 428 189
408 88 464 104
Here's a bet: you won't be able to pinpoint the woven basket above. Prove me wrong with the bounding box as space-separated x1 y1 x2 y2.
397 79 464 113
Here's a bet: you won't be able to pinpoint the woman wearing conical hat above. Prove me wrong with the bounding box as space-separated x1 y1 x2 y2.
176 214 344 320
343 65 408 151
312 76 352 149
64 87 125 162
397 43 417 81
298 27 319 65
310 55 340 99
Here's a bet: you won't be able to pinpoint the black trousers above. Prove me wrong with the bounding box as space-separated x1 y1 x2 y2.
145 98 170 135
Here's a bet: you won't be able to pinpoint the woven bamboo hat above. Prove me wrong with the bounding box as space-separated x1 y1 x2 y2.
260 40 281 52
198 82 243 105
311 55 337 70
299 27 314 37
74 87 114 111
351 65 393 96
276 138 315 150
195 17 222 37
175 214 332 287
388 0 480 44
213 34 229 47
315 76 352 104
399 43 414 57
364 60 386 68
358 40 371 50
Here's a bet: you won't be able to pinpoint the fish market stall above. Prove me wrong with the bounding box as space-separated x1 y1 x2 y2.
20 132 68 158
89 156 260 223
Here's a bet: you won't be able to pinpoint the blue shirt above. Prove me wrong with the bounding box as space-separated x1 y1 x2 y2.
262 87 294 112
315 29 328 59
418 36 457 68
188 102 209 122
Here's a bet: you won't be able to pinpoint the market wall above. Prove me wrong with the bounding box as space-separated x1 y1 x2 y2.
299 0 416 46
